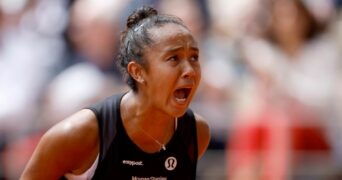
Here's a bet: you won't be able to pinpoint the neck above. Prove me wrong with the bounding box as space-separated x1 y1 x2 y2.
120 91 177 153
121 91 175 139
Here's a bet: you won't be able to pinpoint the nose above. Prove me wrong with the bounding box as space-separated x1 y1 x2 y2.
181 61 197 79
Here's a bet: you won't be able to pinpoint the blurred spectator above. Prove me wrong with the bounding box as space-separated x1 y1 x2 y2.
226 0 341 179
0 0 70 178
37 0 131 129
158 0 210 41
0 0 68 133
62 0 127 76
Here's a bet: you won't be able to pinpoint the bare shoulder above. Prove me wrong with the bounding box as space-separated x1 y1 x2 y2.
21 109 99 179
194 113 211 159
51 109 99 147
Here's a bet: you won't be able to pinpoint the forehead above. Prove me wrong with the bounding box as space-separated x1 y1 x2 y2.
148 23 198 49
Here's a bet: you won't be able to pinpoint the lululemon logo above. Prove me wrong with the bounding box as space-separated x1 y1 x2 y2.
165 156 177 171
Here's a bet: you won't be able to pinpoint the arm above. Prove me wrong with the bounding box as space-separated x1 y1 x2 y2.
194 113 211 159
20 109 99 180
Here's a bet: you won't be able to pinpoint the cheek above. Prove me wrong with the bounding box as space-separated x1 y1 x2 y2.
148 66 177 88
196 65 202 82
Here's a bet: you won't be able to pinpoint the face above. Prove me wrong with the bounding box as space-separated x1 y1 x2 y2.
140 23 201 117
271 0 309 40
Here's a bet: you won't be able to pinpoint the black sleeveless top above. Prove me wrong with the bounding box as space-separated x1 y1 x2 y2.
86 93 198 180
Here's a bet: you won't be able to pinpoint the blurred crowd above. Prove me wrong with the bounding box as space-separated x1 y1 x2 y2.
1 0 342 179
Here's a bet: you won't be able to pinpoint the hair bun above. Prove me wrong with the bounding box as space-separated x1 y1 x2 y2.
126 6 158 29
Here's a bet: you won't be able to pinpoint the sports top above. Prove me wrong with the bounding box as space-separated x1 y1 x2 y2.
65 93 198 180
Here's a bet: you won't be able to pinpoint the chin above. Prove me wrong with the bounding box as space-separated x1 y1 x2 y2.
171 107 189 118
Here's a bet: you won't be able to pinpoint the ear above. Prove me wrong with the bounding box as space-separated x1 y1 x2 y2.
127 61 145 83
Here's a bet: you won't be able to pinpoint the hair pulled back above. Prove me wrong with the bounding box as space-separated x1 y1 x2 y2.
116 6 187 92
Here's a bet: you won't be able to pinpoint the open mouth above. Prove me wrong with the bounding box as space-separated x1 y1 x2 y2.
174 88 192 103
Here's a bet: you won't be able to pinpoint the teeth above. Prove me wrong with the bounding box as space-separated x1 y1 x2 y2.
174 89 187 103
175 97 186 103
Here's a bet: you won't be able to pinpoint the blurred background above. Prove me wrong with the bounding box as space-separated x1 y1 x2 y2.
1 0 342 179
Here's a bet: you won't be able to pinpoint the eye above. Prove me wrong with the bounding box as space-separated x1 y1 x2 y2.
190 54 199 62
167 55 179 62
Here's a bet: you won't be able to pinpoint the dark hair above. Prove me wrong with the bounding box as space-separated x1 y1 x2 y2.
292 0 326 39
116 6 187 92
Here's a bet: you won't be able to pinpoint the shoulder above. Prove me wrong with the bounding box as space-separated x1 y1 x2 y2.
52 109 99 150
21 109 99 179
43 109 100 169
44 109 99 150
194 113 210 159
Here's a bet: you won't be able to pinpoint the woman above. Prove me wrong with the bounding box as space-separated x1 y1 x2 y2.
20 6 210 180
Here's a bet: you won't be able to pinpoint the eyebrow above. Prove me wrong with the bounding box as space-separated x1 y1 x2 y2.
166 46 199 53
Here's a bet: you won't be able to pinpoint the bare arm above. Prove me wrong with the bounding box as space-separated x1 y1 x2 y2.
20 109 99 180
194 113 211 159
